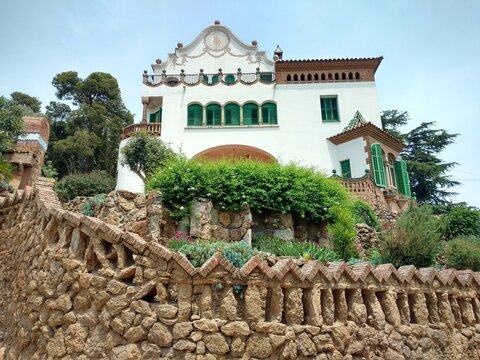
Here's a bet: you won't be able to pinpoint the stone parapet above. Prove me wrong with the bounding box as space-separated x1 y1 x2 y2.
1 178 480 358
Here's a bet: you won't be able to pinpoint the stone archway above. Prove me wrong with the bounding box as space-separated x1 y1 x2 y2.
193 144 276 162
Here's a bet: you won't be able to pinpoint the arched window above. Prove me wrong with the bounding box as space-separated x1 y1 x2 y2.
355 72 361 80
335 73 339 80
206 103 221 126
224 103 240 126
348 72 353 80
149 108 162 123
307 74 312 81
341 73 346 80
224 74 236 84
314 73 319 81
328 73 332 80
300 74 305 81
293 74 299 81
261 102 277 125
387 154 397 188
286 74 292 81
187 104 203 126
243 103 258 125
321 73 326 80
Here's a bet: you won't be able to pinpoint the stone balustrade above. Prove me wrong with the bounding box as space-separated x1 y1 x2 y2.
1 179 480 359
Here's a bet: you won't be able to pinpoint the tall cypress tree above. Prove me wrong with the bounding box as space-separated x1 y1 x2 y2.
381 111 459 205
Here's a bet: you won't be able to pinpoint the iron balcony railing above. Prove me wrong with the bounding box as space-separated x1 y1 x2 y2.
143 71 275 87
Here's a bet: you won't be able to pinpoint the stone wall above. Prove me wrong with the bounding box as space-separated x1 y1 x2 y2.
2 179 480 359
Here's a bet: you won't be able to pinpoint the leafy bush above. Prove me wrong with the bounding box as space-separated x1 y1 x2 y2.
253 235 339 263
378 206 442 267
443 236 480 271
328 205 359 260
351 199 379 229
147 157 352 224
55 170 115 202
442 207 480 240
41 160 58 180
82 193 107 216
174 240 257 268
121 132 177 181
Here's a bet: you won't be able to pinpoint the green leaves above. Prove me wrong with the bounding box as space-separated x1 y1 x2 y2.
147 158 351 224
381 110 459 205
0 96 24 153
47 71 134 178
121 132 177 181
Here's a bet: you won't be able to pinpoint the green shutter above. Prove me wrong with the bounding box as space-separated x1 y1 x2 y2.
202 75 209 84
370 144 386 187
188 104 203 126
224 104 240 125
340 160 351 178
320 97 339 122
261 103 277 125
211 75 219 84
206 104 221 126
394 159 411 197
149 113 156 123
243 104 258 125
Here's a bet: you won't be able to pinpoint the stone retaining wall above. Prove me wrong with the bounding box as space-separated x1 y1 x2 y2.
1 179 480 359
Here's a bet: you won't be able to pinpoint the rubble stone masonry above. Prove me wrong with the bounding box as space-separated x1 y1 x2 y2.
1 178 480 359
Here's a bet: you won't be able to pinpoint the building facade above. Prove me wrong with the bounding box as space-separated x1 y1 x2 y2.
117 22 411 212
2 116 49 190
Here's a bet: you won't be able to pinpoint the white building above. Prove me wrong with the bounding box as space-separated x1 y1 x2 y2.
117 21 411 211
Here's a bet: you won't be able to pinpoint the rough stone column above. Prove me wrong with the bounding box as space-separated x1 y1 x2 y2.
220 287 238 321
449 296 463 328
245 284 267 323
471 297 480 322
347 289 367 324
364 291 386 330
425 292 440 323
321 288 334 325
379 290 401 326
267 283 284 322
304 284 323 326
397 292 410 324
333 289 348 324
411 292 429 324
146 191 164 243
200 285 213 319
458 297 475 326
177 285 192 321
437 292 455 329
284 288 304 324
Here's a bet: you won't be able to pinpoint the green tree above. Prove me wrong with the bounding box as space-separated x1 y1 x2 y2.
10 91 42 114
47 71 133 177
52 130 100 174
0 96 24 153
381 111 459 204
121 132 177 181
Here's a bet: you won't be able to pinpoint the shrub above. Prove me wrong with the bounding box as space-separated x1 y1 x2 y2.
175 240 257 268
55 170 115 202
351 199 379 229
253 235 339 263
147 157 352 224
328 205 359 260
82 193 107 216
442 207 480 240
444 236 480 271
378 206 442 268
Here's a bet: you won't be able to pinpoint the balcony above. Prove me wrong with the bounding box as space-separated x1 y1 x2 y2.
143 71 275 87
340 175 376 194
121 123 161 140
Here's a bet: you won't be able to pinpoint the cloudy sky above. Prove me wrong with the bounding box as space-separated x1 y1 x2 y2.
1 0 479 206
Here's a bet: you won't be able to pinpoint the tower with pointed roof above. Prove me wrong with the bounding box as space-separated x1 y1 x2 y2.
117 21 412 212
